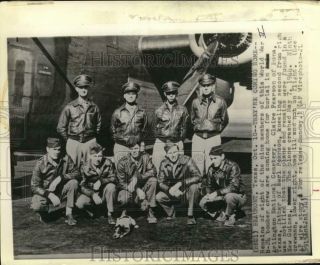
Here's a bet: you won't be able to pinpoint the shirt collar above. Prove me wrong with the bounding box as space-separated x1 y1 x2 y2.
165 154 181 166
90 157 107 170
201 93 216 104
45 154 60 167
120 103 140 112
130 154 142 166
72 97 93 107
125 104 137 112
165 100 178 110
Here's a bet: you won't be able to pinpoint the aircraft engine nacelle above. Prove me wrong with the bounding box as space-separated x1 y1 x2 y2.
138 33 252 107
189 33 252 66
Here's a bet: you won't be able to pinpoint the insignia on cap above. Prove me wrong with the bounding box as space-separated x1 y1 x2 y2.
73 74 93 87
198 73 216 86
162 81 180 93
122 82 140 94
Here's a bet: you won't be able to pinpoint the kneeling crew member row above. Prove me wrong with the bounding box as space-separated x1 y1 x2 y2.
31 137 246 227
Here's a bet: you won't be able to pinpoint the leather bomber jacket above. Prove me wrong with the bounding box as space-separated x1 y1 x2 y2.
154 101 189 142
57 98 101 143
191 94 229 138
158 155 201 193
204 158 244 196
111 104 148 147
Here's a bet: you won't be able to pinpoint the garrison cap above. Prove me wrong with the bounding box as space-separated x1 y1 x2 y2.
89 144 105 155
122 81 140 94
47 137 61 148
164 141 179 153
209 145 224 156
73 74 93 88
162 81 180 93
198 73 216 86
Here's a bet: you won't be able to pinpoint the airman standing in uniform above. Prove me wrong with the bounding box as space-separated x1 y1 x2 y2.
111 81 148 168
57 74 101 167
152 81 189 173
30 137 80 225
191 73 229 174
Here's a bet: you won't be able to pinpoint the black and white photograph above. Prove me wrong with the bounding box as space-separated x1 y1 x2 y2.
8 33 253 257
1 1 318 263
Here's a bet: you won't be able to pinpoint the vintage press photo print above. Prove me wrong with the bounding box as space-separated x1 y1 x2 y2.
1 2 319 264
7 33 254 258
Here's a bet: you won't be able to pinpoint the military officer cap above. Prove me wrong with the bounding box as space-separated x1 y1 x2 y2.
90 144 105 155
122 81 140 94
47 137 61 148
209 145 224 156
162 81 180 93
73 74 93 88
164 141 179 153
199 73 216 86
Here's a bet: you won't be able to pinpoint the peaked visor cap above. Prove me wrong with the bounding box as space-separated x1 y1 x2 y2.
162 81 180 93
122 81 140 94
199 73 216 86
73 74 93 88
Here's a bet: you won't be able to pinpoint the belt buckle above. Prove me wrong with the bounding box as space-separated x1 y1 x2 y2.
203 132 208 139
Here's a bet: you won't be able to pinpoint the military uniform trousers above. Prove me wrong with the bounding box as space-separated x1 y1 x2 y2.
156 183 201 217
118 177 157 209
30 179 78 212
191 134 221 175
152 138 184 174
199 192 247 216
66 138 96 167
75 183 117 213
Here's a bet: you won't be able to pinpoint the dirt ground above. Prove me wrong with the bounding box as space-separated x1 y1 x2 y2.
12 174 252 257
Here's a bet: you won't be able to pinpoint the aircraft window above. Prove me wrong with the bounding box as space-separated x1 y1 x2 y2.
13 60 25 107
